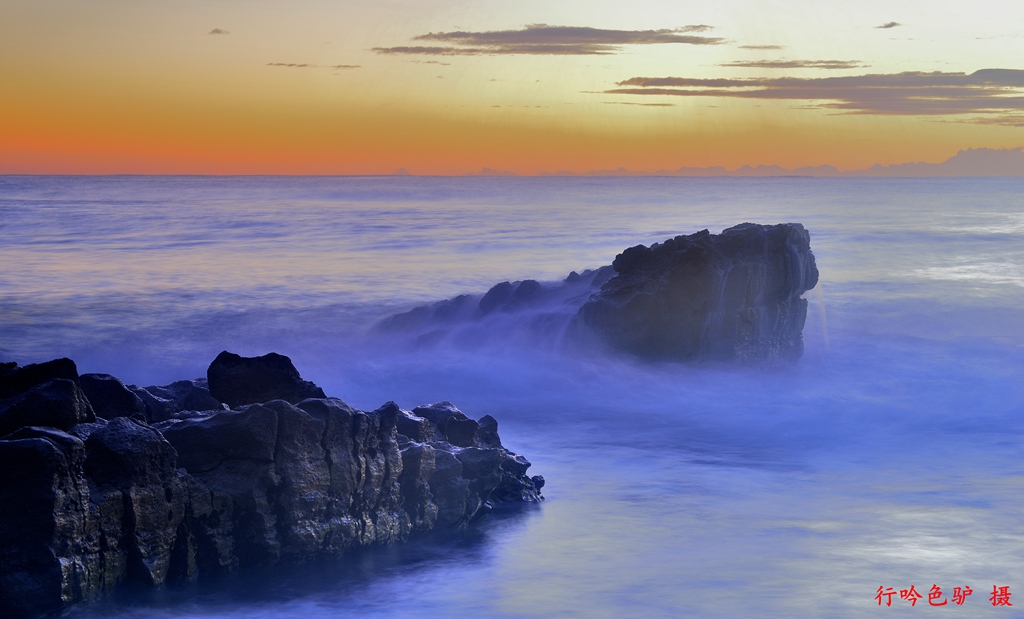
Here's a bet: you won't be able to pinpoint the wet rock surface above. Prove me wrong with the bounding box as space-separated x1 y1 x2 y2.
0 353 541 617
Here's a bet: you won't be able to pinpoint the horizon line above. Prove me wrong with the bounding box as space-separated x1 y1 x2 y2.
5 146 1022 178
4 173 1024 178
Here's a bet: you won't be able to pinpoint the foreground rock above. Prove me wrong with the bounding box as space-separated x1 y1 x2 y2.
0 352 541 618
381 223 818 364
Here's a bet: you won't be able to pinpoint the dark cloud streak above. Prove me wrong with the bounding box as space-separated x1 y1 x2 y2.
267 63 360 69
208 28 229 35
373 24 724 56
607 69 1024 123
374 46 486 56
605 101 675 107
876 22 902 29
721 59 865 70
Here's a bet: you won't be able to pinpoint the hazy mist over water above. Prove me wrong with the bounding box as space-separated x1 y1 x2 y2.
2 176 1024 618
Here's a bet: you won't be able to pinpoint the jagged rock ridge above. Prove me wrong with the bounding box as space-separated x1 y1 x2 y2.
381 223 819 364
0 353 542 618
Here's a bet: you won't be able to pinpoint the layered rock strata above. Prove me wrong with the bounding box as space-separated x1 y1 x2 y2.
0 353 542 618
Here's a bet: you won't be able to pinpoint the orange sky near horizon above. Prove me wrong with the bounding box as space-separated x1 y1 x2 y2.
2 0 1023 175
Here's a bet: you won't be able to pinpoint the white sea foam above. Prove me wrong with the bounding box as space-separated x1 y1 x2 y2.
911 261 1024 288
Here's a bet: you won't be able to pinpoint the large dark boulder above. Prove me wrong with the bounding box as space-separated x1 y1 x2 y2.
398 401 543 528
206 351 326 408
574 223 819 363
0 420 190 617
79 374 147 421
154 405 278 473
0 358 79 399
0 427 92 618
380 224 818 365
0 379 96 438
412 401 475 446
130 379 222 423
74 418 187 587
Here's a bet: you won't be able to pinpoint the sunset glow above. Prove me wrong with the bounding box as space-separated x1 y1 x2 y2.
3 0 1023 174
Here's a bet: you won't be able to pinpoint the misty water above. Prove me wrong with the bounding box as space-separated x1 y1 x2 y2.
2 176 1023 618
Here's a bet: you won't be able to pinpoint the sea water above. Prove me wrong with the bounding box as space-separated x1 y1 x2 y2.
1 176 1023 618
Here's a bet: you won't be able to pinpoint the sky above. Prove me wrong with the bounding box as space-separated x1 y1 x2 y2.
2 0 1023 175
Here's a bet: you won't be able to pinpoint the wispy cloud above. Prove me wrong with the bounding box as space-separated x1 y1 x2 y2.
605 101 675 107
208 28 229 35
606 69 1024 123
738 45 785 50
376 46 480 56
720 59 865 70
267 63 360 69
373 23 723 56
876 21 902 29
963 114 1024 127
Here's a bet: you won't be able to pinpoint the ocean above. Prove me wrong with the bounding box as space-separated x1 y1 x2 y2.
2 175 1023 618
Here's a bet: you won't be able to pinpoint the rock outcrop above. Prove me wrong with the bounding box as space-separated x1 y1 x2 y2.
129 379 223 423
0 352 541 618
0 379 96 438
381 266 615 332
575 223 819 363
79 374 147 421
207 351 326 408
395 402 543 532
381 223 818 364
0 358 80 400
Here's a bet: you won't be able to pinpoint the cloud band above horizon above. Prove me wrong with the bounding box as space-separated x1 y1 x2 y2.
720 59 865 70
607 69 1024 125
373 23 724 55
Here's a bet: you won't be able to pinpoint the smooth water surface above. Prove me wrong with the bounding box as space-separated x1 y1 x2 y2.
2 176 1023 618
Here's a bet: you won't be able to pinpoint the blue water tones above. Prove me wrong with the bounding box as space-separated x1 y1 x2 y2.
2 175 1024 618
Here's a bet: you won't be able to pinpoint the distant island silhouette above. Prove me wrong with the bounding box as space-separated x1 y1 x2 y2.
448 147 1024 178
